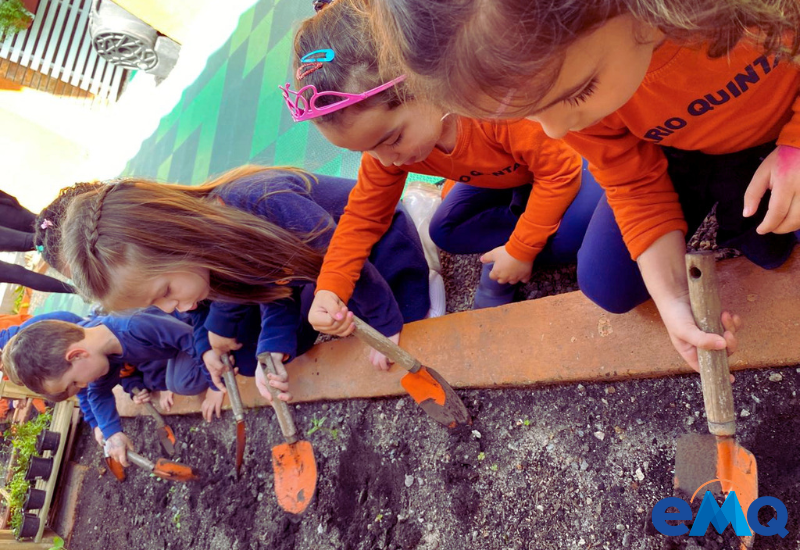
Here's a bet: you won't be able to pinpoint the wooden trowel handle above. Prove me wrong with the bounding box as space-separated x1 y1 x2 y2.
685 252 736 436
352 316 421 373
132 388 166 428
259 353 299 444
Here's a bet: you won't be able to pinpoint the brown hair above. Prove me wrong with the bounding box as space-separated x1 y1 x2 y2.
60 166 326 310
292 0 409 126
2 321 85 401
35 181 103 273
372 0 800 117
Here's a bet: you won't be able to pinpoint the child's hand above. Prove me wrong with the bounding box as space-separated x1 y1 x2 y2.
93 427 104 447
202 350 228 393
255 353 292 404
157 390 174 412
369 333 400 371
132 388 151 405
201 388 225 423
656 294 741 379
309 290 355 336
208 332 243 356
480 246 534 284
105 432 134 467
744 145 800 234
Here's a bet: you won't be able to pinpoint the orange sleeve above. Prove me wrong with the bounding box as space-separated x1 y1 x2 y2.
564 117 687 260
315 154 408 302
495 120 582 262
777 93 800 148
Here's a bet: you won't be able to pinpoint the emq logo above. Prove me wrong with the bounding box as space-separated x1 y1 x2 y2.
651 480 788 538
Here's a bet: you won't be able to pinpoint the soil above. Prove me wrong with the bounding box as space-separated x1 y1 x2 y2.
64 215 800 550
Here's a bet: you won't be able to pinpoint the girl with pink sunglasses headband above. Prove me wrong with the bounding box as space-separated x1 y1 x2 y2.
283 0 605 341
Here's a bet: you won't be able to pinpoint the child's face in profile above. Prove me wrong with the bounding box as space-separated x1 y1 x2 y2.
42 349 110 398
520 14 662 139
316 100 446 168
141 267 211 313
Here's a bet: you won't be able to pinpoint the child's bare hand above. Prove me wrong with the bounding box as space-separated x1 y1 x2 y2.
157 390 174 412
202 350 228 392
93 427 104 447
255 353 292 403
132 388 151 405
105 432 134 467
744 145 800 234
658 294 738 382
480 245 533 284
309 290 354 336
201 388 224 423
369 332 399 371
208 332 243 356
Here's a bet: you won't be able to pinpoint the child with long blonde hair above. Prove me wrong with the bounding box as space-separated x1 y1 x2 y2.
59 167 431 411
371 0 800 370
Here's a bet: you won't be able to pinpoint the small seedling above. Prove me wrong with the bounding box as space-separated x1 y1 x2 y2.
307 416 339 440
523 419 531 427
477 452 485 461
375 513 383 522
48 536 65 550
189 426 200 433
172 511 181 529
490 464 498 472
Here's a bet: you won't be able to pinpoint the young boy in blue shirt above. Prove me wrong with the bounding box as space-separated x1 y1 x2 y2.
2 308 207 466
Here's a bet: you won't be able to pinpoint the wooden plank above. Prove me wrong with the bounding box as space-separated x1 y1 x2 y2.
116 251 800 417
33 401 73 543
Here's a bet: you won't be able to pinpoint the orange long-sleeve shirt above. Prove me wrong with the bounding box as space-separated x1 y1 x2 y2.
317 118 583 302
564 39 800 260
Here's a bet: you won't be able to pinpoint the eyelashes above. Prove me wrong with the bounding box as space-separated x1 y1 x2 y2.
563 79 598 107
387 134 403 148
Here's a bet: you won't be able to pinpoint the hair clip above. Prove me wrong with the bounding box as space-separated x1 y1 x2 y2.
313 0 333 12
300 49 335 64
40 219 54 230
297 62 323 81
280 75 406 123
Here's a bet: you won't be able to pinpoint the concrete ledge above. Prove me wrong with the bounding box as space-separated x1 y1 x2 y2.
115 252 800 418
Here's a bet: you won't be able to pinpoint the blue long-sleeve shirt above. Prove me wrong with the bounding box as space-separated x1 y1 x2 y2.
85 309 198 439
200 170 406 361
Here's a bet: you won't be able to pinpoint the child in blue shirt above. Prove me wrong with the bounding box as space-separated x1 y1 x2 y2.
56 167 431 408
2 308 207 466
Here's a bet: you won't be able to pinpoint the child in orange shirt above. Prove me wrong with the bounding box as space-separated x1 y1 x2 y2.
284 0 602 331
372 0 800 370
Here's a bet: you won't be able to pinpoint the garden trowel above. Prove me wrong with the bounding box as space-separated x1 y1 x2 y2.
352 316 471 428
259 353 317 515
674 252 757 550
221 354 246 477
131 387 176 457
127 450 198 482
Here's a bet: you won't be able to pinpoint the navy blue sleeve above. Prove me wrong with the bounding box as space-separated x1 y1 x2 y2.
87 369 123 439
119 368 145 397
205 302 254 340
184 305 212 357
120 311 196 361
349 261 405 337
76 388 98 430
256 297 302 359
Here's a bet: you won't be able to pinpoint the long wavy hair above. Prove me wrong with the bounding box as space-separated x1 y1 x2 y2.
291 0 410 126
60 166 326 310
372 0 800 117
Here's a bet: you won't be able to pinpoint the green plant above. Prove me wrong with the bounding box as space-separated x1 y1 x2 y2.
11 285 24 314
0 0 33 40
2 409 52 532
306 416 338 440
48 536 65 549
172 511 181 529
